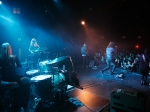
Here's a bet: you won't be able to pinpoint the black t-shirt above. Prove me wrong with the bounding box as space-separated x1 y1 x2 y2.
139 53 150 71
0 55 21 82
29 45 39 52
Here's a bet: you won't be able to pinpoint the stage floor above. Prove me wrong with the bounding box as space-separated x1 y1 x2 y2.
69 63 150 112
19 62 150 112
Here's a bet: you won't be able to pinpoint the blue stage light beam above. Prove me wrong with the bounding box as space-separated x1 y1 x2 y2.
0 15 14 23
54 0 58 2
0 1 2 5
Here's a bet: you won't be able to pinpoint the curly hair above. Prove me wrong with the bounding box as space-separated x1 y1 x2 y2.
107 42 115 48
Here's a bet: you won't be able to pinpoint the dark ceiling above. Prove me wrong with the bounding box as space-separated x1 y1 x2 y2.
1 0 150 41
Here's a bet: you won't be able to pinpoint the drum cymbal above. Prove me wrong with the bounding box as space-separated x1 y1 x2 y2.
47 56 68 64
26 69 39 75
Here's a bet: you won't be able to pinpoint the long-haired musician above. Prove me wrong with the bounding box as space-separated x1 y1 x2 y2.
29 38 40 54
100 42 117 75
0 42 30 112
28 38 40 68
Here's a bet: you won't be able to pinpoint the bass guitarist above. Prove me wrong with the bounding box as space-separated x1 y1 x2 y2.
81 43 89 68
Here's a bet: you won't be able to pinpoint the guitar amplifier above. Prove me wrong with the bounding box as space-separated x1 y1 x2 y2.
110 88 146 112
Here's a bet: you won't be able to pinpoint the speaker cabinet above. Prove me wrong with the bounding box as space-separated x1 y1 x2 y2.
110 88 146 112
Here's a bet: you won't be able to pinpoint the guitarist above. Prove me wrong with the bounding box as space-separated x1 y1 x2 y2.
29 38 40 68
138 48 150 85
81 43 89 68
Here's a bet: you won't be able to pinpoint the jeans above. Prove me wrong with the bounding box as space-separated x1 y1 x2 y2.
140 69 149 83
82 56 89 67
102 59 115 73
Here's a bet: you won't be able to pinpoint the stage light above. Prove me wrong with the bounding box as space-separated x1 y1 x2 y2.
81 21 85 25
135 45 139 49
0 1 2 5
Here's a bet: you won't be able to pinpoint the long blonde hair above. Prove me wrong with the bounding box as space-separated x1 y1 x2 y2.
30 38 39 47
0 43 12 59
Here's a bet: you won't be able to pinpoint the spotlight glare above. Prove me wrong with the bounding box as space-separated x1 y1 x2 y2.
81 21 85 25
0 1 2 5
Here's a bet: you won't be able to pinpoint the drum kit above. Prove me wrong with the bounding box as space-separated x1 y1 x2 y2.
21 47 70 101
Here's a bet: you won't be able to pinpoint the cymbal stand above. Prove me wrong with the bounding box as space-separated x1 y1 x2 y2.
50 66 58 91
24 59 29 71
69 56 74 71
38 51 43 62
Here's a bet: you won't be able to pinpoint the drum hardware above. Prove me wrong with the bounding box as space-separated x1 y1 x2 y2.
21 60 34 66
28 54 35 57
30 72 67 100
38 56 69 73
69 56 74 71
42 51 50 54
39 60 53 73
51 72 67 102
27 56 70 102
26 96 41 112
38 55 67 74
32 97 41 111
21 59 35 70
38 56 67 75
51 52 62 59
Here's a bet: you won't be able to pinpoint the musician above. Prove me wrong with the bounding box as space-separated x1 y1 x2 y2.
0 43 30 112
81 43 89 68
0 43 22 91
29 38 40 53
100 42 117 75
138 48 150 85
29 38 40 68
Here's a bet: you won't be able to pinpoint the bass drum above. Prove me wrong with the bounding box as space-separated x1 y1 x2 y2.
30 75 54 100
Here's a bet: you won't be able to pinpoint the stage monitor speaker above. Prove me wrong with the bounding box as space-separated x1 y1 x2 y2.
110 88 146 112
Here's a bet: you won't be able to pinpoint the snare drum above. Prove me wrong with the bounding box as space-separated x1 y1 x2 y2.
30 75 54 100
